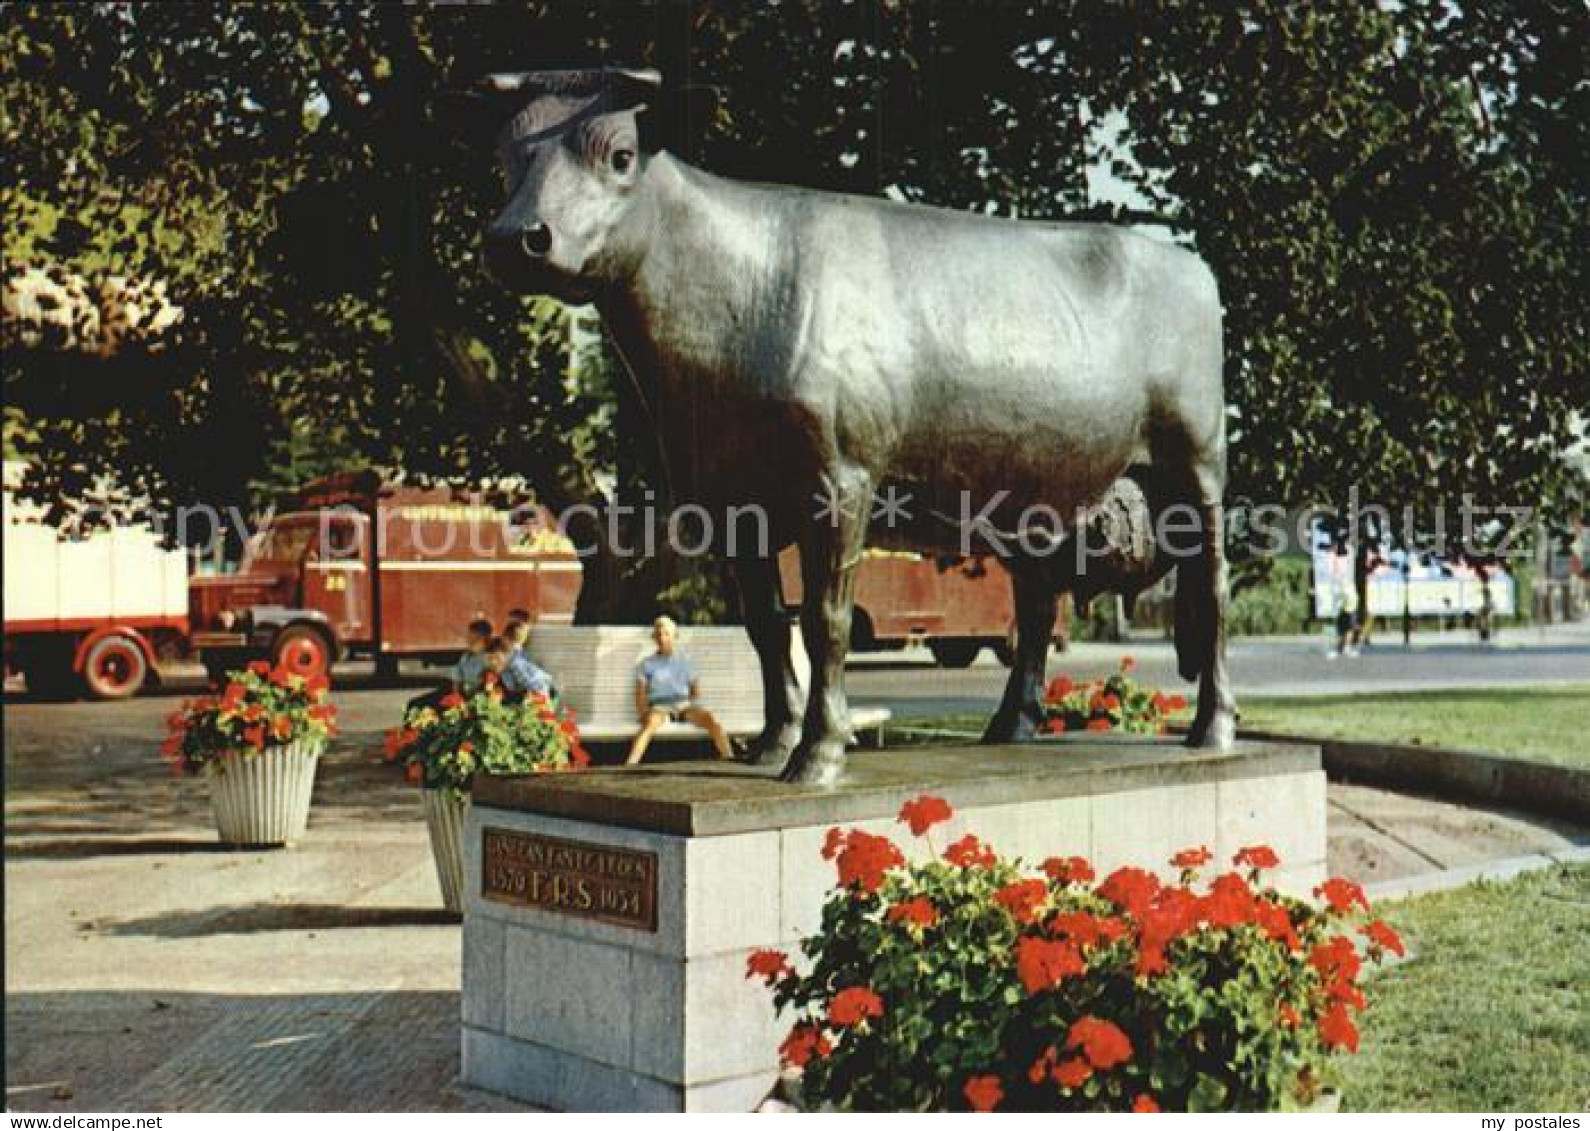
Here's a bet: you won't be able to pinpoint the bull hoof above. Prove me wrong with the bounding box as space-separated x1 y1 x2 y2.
779 741 848 786
746 724 802 773
1185 709 1237 751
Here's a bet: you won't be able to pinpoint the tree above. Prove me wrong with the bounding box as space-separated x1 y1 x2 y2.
4 2 1584 619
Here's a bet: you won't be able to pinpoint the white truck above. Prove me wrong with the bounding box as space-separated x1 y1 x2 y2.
3 464 189 698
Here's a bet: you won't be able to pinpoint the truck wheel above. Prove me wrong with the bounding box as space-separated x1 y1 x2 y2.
929 640 982 668
272 626 333 682
82 633 149 700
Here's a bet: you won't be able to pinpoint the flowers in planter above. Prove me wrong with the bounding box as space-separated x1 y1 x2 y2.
748 795 1401 1112
383 680 588 798
1040 657 1188 735
161 661 336 774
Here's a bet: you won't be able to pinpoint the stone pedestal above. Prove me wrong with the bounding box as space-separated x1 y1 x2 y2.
459 738 1325 1112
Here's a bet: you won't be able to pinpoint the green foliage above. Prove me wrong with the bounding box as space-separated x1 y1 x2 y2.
3 2 1584 565
754 804 1400 1112
160 661 335 773
383 684 587 799
1227 557 1313 636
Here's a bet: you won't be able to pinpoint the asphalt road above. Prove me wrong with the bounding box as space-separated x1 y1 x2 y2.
6 628 1588 789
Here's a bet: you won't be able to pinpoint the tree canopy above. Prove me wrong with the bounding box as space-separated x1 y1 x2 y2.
3 2 1584 576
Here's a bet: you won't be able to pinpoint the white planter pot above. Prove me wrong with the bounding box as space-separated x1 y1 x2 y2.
205 739 322 847
423 788 469 915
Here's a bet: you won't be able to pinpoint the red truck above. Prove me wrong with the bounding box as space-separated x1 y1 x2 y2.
189 473 581 682
780 548 1060 667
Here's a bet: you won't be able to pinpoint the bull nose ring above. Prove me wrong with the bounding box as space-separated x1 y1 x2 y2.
521 224 552 257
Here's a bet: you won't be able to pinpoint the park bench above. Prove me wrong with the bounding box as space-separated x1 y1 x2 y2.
525 624 891 748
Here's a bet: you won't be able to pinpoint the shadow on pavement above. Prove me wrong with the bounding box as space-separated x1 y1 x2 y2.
101 903 461 936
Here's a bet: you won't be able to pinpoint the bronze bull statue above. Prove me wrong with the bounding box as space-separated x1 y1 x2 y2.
481 68 1236 785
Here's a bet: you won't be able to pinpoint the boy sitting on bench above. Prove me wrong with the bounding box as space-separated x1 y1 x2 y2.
625 615 734 766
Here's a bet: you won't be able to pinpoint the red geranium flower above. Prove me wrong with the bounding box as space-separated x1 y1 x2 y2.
828 830 904 894
1171 845 1213 870
1052 1057 1092 1088
1318 1002 1360 1052
1233 845 1280 871
963 1075 1003 1113
1278 1003 1302 1028
1360 919 1406 957
1050 910 1128 950
1133 1094 1161 1113
886 896 939 930
1098 866 1162 918
828 986 885 1027
1045 675 1074 699
993 879 1048 924
1016 935 1085 993
439 690 466 711
1309 934 1363 988
1253 899 1301 951
1202 871 1257 929
943 834 997 869
1067 1016 1133 1070
247 660 271 677
898 794 953 836
779 1024 831 1068
745 949 793 984
242 724 266 749
306 673 331 698
1086 717 1113 732
1315 876 1370 914
269 714 293 742
1042 855 1095 885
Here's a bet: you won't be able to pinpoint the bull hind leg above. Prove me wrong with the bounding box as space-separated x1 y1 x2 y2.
982 566 1059 743
1184 473 1237 749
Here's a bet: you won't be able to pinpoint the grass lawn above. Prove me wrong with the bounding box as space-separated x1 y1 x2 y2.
1340 863 1590 1111
1238 685 1590 770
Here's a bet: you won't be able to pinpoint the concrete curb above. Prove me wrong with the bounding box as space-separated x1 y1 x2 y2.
1238 729 1590 824
1363 845 1590 903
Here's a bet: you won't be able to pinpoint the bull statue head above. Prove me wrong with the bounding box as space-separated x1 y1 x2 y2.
482 67 662 303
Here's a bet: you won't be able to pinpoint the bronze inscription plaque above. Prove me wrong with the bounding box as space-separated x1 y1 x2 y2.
481 827 658 932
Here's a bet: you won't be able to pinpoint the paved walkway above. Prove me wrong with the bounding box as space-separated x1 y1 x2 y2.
8 722 1586 1111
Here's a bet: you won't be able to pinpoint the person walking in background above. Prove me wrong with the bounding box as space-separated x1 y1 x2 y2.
1329 577 1360 659
626 616 735 766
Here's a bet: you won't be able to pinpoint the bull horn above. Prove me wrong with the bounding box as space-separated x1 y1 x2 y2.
478 67 661 101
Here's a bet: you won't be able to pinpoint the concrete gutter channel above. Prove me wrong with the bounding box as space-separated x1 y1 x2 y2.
1239 728 1590 899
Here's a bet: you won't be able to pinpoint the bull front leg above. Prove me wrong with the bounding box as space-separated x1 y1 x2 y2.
781 465 872 786
730 555 804 771
983 565 1059 743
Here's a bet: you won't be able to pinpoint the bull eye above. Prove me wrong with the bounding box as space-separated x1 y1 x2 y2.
611 148 635 175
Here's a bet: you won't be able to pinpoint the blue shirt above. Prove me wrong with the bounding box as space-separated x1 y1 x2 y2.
637 652 695 707
501 651 556 699
451 650 488 693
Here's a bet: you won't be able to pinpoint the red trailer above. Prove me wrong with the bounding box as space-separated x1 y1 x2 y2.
190 473 581 682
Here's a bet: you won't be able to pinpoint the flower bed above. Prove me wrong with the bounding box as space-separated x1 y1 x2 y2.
1040 657 1188 735
749 796 1400 1112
